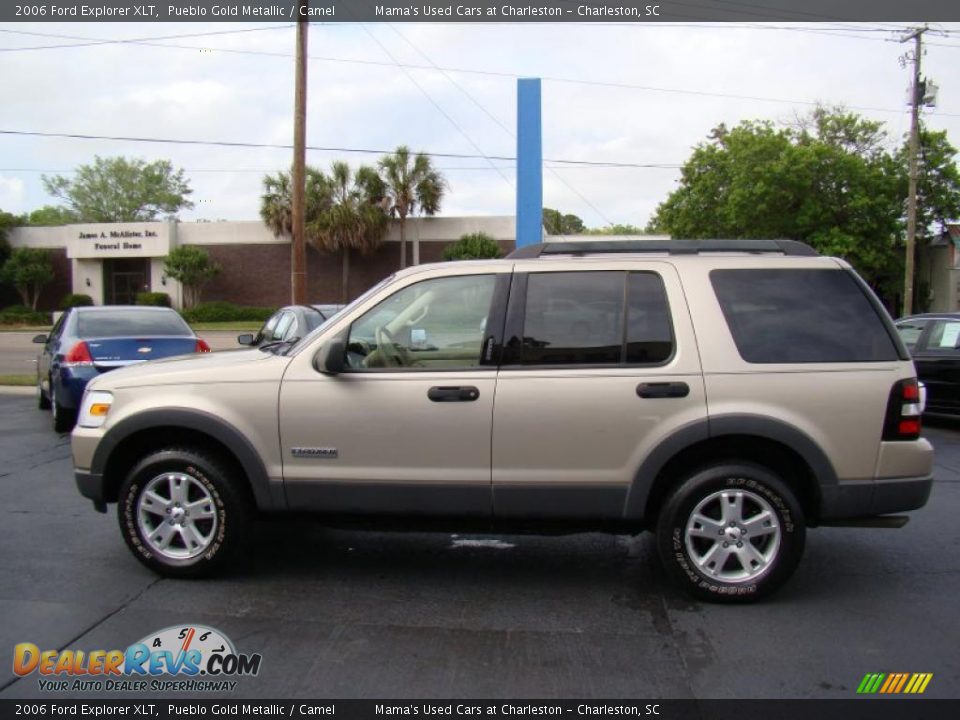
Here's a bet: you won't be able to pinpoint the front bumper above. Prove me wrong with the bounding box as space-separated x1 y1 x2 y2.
75 469 107 513
819 474 933 521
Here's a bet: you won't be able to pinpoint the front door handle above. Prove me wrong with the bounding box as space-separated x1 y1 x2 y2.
428 386 480 402
637 382 690 399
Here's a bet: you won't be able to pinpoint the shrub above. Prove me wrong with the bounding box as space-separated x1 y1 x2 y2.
0 308 50 325
136 292 171 307
2 304 34 315
60 293 94 310
442 232 503 261
181 302 275 323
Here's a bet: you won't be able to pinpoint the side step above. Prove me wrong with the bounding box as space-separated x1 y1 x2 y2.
820 515 910 529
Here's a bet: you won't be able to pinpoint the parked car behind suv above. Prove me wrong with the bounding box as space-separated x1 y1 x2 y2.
36 305 210 432
238 304 344 349
895 312 960 415
71 240 933 602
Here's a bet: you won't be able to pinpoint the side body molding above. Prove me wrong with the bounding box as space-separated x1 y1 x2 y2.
623 415 839 520
91 409 283 511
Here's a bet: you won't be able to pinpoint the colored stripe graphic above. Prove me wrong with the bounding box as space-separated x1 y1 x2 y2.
893 674 909 693
857 673 932 694
879 674 897 693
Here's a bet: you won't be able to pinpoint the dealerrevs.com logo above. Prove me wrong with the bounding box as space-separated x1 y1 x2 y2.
13 625 262 693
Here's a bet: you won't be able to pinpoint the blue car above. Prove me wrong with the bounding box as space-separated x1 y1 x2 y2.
34 306 210 432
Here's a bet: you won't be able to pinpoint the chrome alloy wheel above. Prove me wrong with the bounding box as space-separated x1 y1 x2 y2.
137 473 218 560
684 488 781 583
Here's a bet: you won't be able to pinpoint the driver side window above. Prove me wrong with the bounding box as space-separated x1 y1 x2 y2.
346 274 496 371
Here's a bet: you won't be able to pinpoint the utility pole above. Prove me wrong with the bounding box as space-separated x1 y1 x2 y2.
291 0 309 305
901 25 927 317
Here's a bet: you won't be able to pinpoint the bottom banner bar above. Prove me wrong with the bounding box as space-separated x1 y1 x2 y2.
0 699 958 720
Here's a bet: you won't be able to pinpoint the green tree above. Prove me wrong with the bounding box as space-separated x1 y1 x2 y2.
648 110 907 306
442 232 503 260
585 223 646 236
0 209 25 266
42 156 193 222
259 167 331 241
28 205 80 226
378 146 445 268
542 208 585 235
1 247 54 310
899 126 960 239
163 246 221 309
309 162 389 304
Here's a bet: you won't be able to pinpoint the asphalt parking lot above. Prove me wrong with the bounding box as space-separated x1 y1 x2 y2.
0 389 958 700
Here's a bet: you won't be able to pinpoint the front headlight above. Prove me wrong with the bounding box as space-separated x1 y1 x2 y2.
78 390 113 428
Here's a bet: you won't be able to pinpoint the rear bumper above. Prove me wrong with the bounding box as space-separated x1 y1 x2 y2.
820 475 933 521
75 469 107 513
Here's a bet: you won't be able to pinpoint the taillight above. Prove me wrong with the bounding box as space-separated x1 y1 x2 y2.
62 341 94 367
195 338 211 353
883 378 922 441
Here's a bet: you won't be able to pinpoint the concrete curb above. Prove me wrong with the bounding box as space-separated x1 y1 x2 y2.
0 386 35 396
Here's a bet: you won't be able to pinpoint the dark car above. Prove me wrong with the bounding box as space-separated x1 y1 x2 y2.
895 312 960 415
35 306 210 432
237 304 343 349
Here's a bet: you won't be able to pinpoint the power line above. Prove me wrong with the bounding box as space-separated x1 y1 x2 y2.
358 25 513 186
4 26 957 118
0 129 682 168
0 25 295 52
385 25 619 227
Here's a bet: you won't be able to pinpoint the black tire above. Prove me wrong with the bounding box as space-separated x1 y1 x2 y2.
655 463 805 603
51 388 75 433
38 376 51 410
117 447 252 578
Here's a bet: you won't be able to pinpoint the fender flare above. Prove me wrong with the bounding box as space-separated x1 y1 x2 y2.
624 415 838 520
91 408 283 511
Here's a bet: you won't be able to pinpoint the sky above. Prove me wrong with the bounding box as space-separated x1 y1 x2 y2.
1 20 959 229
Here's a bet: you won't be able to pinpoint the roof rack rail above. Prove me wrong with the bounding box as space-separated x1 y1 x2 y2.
506 239 819 259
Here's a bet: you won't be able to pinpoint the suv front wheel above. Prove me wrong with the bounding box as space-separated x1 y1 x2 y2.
656 463 805 602
118 448 251 578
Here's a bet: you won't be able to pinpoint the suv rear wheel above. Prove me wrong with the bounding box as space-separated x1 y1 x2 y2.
656 463 805 602
117 448 251 578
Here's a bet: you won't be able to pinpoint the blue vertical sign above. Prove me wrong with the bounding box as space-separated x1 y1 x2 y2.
516 78 543 248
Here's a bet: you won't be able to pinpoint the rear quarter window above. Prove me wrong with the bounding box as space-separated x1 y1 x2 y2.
710 268 899 363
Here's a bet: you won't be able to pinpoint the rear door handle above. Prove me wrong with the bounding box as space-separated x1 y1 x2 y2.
637 382 690 399
428 386 480 402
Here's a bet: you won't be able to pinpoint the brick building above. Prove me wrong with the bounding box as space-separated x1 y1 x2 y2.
6 216 516 310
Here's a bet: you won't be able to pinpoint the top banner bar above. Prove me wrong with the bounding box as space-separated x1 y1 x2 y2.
3 1 960 23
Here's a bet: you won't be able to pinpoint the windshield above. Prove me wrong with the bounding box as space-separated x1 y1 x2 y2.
282 274 396 355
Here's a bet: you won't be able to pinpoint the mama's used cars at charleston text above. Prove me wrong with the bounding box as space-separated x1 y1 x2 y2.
70 240 933 602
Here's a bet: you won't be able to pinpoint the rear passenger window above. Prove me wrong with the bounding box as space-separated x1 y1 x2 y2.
520 271 673 366
710 269 899 363
627 273 673 364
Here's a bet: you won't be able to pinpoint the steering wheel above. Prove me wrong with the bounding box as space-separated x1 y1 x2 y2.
375 326 412 367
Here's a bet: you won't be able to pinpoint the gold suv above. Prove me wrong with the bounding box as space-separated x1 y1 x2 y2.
71 240 934 602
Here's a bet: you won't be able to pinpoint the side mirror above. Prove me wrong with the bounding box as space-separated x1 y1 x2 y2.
33 334 48 344
315 338 346 375
237 334 255 346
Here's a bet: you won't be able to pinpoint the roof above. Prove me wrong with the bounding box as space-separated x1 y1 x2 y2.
508 239 818 259
73 305 179 312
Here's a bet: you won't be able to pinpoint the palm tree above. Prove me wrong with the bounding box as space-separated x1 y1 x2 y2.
259 167 331 240
378 146 446 268
259 171 293 239
309 162 388 303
